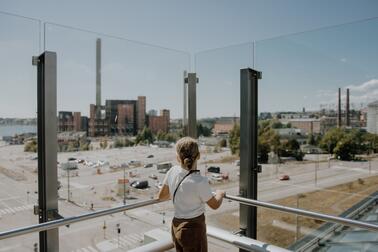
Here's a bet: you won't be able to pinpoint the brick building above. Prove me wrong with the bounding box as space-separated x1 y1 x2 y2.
148 109 170 134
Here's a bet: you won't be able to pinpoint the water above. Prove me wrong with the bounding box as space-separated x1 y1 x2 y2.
0 125 37 137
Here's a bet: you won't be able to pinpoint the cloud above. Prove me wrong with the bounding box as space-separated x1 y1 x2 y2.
346 79 378 92
316 79 378 108
340 58 347 63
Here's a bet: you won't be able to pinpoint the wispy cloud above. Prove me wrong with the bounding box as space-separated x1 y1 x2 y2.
346 79 378 92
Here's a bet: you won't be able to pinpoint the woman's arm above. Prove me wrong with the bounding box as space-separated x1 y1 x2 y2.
206 190 225 210
157 184 170 201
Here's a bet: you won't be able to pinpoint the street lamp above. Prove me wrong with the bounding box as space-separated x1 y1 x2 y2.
123 163 126 206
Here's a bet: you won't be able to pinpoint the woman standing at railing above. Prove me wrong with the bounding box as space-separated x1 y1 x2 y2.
158 137 225 252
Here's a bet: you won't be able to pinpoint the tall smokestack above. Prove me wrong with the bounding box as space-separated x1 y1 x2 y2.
96 38 102 118
346 88 350 126
338 88 342 128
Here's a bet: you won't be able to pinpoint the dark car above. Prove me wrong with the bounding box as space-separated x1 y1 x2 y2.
147 155 154 158
68 157 76 161
144 163 153 168
207 166 220 173
130 180 149 189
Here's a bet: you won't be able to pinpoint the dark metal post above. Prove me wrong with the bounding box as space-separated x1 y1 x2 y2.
239 68 261 244
34 51 59 252
187 73 198 138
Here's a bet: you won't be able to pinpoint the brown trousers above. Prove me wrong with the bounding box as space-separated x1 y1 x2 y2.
171 214 207 252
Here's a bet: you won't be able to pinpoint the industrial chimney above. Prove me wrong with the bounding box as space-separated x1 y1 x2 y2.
338 88 342 128
346 88 350 126
96 38 102 118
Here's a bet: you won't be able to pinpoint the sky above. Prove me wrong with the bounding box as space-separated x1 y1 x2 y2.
0 0 378 119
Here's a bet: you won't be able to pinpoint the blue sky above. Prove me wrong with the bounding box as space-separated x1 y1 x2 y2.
0 0 378 118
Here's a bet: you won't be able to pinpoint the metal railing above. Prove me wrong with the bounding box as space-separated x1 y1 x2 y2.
1 195 377 248
225 194 378 232
0 199 159 240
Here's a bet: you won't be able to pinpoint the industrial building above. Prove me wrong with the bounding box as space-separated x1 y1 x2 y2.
367 101 378 134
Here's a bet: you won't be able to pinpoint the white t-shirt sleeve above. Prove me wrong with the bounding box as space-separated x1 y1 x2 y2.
197 177 213 203
162 169 170 186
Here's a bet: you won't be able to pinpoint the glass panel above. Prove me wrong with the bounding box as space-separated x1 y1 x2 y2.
44 23 190 248
0 12 40 246
194 43 253 235
255 17 378 248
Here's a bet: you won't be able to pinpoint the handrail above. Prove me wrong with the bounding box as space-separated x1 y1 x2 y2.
225 194 378 232
1 194 377 243
0 199 160 240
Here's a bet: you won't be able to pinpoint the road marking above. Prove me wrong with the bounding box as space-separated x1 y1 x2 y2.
0 204 34 216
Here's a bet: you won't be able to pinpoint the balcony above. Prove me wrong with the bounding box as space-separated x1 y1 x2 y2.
1 8 378 252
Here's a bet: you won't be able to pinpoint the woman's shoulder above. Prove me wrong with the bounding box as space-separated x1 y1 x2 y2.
192 173 209 183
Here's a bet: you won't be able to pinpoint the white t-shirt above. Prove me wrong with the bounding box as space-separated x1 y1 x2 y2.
163 165 213 219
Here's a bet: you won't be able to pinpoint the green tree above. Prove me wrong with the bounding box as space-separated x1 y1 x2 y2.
197 123 212 137
135 127 155 145
307 134 316 145
271 120 283 129
218 139 227 148
229 124 240 155
319 128 345 154
333 134 359 161
24 139 37 152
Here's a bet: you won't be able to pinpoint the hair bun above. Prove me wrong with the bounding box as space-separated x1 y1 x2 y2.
183 158 193 167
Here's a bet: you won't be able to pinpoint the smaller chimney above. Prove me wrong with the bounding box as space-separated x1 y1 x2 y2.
338 88 342 128
346 88 350 126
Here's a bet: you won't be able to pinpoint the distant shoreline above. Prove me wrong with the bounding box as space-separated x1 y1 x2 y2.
0 125 37 137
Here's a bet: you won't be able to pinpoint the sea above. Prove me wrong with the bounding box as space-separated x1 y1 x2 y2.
0 125 37 137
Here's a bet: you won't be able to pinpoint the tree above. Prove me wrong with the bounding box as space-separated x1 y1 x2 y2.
319 128 345 154
24 139 37 152
197 123 212 137
100 138 108 149
218 139 227 148
135 127 154 145
271 120 283 129
307 134 316 145
279 138 304 161
333 135 358 161
229 124 240 155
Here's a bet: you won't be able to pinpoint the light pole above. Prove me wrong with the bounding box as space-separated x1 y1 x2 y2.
67 168 71 202
116 223 121 248
123 165 126 205
315 153 319 186
328 142 331 168
27 191 30 204
295 193 306 241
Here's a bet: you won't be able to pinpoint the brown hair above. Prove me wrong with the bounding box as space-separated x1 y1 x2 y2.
176 137 200 170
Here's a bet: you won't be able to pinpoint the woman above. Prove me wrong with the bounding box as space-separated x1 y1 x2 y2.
158 137 225 252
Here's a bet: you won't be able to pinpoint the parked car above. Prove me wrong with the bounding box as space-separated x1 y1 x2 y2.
147 154 154 158
149 174 158 180
207 166 220 173
279 175 290 181
68 157 76 161
234 160 240 166
130 180 149 189
157 162 172 171
144 163 153 168
210 173 223 181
